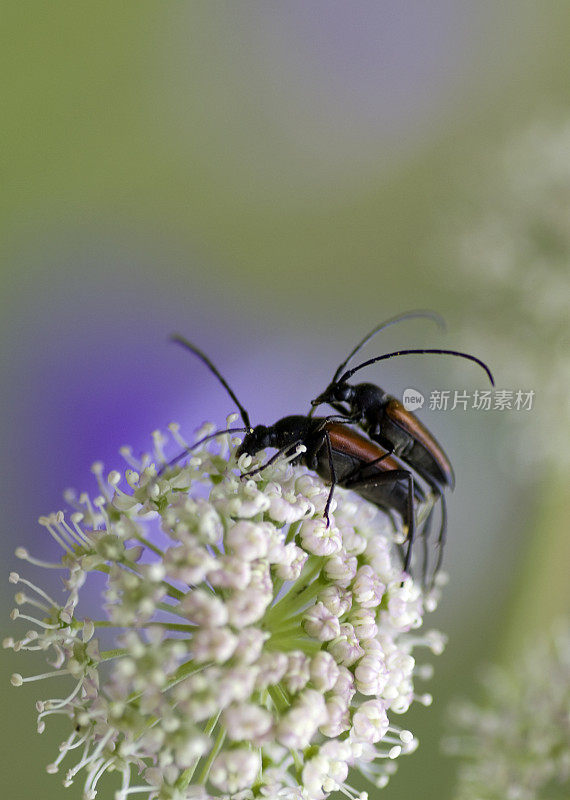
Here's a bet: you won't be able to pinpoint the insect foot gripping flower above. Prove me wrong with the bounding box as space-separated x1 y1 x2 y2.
6 417 445 800
444 619 570 800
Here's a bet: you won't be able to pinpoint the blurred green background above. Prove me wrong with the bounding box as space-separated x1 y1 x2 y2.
2 3 569 799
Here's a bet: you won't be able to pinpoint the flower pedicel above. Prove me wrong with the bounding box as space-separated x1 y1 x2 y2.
7 418 444 799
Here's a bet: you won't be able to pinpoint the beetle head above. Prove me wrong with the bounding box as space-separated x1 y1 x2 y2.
311 381 352 411
236 425 271 458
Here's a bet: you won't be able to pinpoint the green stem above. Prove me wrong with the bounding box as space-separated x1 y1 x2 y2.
177 711 222 789
270 524 301 600
265 557 324 622
162 584 185 601
99 648 128 661
135 535 164 557
168 659 197 682
203 711 221 737
268 683 290 714
267 577 326 626
292 749 304 775
269 522 302 599
94 620 195 633
285 520 302 545
198 725 226 785
269 617 305 637
500 472 570 662
95 562 183 602
265 635 321 655
155 600 191 617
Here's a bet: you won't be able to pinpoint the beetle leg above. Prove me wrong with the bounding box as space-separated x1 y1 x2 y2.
428 495 447 588
322 431 340 528
343 450 393 482
158 427 249 477
241 440 303 479
345 468 416 577
420 504 435 587
402 470 416 576
329 401 354 419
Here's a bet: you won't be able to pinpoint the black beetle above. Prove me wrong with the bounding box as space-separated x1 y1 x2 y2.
166 335 431 576
310 314 494 578
237 415 428 573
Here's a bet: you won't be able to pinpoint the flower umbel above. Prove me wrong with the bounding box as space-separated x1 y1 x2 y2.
445 620 570 800
6 418 443 799
443 118 570 469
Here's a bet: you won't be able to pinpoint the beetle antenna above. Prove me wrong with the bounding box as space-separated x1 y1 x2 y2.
158 426 249 475
331 310 446 384
340 349 494 386
170 334 252 429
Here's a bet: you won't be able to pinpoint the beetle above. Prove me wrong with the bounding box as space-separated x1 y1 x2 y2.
166 335 432 575
310 314 495 578
237 415 429 570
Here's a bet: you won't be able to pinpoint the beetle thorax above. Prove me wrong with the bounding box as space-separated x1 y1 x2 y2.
352 383 390 422
272 416 316 449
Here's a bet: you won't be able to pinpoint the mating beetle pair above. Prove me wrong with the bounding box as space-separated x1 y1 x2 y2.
166 312 494 585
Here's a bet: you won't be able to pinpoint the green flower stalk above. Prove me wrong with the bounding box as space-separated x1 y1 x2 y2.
445 620 570 800
6 417 443 799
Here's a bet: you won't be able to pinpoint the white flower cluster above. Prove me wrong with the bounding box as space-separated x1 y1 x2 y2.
445 620 570 800
446 118 570 469
6 418 443 800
